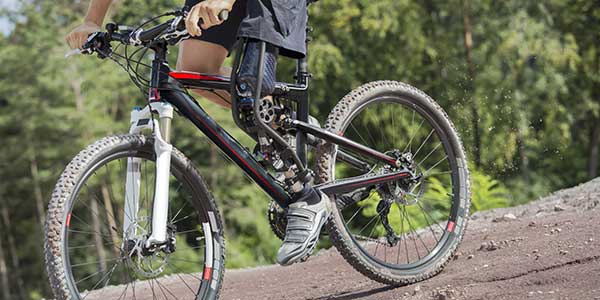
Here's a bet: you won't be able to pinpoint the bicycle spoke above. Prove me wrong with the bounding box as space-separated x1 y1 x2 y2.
424 170 453 177
350 123 370 148
83 182 126 229
417 142 442 166
175 228 200 235
81 262 119 300
80 185 122 232
116 282 130 300
68 229 114 239
172 271 198 296
422 154 448 176
153 278 173 300
75 269 105 285
71 257 121 268
401 206 410 264
413 129 435 159
344 205 364 226
404 118 425 153
149 277 157 300
172 212 198 225
416 202 441 243
396 209 404 265
69 242 117 250
170 201 188 224
167 262 203 282
378 107 392 150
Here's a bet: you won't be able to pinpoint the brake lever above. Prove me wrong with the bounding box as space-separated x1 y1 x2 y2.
64 47 93 58
64 32 101 58
65 49 82 58
163 15 191 45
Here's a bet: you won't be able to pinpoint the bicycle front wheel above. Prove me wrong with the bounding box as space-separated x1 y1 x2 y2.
317 81 471 285
45 134 225 300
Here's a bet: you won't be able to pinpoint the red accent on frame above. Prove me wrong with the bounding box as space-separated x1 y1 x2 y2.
338 131 344 137
169 71 227 81
203 267 212 280
150 87 160 101
66 213 72 228
447 221 455 233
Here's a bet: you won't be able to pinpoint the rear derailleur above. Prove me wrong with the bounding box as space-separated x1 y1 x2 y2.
376 198 400 247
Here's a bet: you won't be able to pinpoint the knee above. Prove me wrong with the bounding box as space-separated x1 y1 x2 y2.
176 60 221 74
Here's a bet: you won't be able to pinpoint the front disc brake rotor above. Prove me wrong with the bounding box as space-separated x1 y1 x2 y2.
124 216 170 278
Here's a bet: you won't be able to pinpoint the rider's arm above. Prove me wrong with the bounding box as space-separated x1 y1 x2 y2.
66 0 113 49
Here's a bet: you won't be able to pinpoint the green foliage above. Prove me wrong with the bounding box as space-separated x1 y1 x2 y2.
469 169 509 212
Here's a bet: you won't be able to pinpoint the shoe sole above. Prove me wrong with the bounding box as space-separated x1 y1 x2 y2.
278 213 329 266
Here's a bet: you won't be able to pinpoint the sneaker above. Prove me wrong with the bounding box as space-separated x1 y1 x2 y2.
276 190 331 266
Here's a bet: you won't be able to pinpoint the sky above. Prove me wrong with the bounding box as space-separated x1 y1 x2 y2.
0 0 20 36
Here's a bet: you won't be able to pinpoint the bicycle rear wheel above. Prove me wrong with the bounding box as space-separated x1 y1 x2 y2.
45 134 225 300
317 81 470 285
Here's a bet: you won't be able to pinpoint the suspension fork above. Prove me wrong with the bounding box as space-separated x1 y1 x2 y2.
124 102 174 246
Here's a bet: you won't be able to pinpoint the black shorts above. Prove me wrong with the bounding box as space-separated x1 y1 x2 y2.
184 0 246 53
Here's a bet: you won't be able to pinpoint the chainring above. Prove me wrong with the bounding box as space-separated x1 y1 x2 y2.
267 200 287 241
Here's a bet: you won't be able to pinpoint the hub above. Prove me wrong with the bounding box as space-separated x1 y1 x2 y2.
378 150 424 206
122 216 177 278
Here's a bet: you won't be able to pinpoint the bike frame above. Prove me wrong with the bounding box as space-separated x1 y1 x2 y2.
125 38 411 245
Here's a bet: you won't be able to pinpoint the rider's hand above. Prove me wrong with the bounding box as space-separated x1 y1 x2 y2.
65 21 102 49
185 0 234 37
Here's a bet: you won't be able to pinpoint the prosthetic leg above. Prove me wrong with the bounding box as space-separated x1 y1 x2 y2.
234 38 330 265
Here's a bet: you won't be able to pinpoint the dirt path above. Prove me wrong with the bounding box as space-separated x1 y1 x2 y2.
221 179 600 300
89 179 600 299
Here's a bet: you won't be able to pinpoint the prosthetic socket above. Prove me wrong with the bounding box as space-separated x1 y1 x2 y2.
237 39 279 99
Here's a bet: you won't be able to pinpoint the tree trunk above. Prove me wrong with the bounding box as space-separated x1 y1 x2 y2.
101 183 122 258
69 64 108 273
29 150 46 232
461 0 481 167
90 198 108 274
589 121 600 179
589 51 600 179
0 227 10 300
0 202 26 300
516 126 529 183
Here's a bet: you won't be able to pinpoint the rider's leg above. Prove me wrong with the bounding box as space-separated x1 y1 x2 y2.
176 39 232 108
233 38 332 265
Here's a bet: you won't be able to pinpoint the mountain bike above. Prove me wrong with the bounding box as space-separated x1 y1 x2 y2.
45 7 471 300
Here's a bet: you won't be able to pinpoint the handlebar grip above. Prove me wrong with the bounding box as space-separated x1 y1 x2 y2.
137 22 172 42
197 9 229 25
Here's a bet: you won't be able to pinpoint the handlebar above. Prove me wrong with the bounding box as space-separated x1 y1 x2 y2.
72 9 229 58
136 9 228 43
